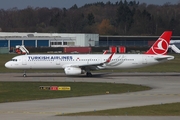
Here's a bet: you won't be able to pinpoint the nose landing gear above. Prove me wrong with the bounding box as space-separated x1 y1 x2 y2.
23 70 27 77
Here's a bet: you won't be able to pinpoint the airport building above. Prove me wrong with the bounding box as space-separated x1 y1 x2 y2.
0 32 99 48
99 35 180 48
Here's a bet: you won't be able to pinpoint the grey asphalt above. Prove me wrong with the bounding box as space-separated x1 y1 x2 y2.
0 72 180 120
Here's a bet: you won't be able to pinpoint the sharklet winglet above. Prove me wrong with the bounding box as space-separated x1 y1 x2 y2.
105 53 115 63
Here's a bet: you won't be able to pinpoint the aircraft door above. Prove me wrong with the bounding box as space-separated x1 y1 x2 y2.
142 56 147 64
22 56 27 65
87 59 89 65
56 59 60 65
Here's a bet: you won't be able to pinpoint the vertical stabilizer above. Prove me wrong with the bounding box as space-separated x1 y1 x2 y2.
145 31 172 55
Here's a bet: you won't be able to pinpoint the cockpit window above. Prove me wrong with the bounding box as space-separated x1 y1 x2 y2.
11 59 17 61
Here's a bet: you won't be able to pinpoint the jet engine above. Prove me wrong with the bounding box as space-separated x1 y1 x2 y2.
64 67 84 75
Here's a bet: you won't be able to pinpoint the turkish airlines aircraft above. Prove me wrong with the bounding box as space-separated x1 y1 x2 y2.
5 31 174 77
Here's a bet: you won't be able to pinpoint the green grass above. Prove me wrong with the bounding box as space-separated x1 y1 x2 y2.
65 102 180 116
0 82 151 103
1 54 180 73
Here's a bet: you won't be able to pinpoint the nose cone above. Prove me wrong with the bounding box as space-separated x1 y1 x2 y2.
5 62 11 68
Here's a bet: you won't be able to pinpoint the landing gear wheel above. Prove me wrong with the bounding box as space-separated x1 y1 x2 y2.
23 70 27 77
86 72 92 77
23 74 27 77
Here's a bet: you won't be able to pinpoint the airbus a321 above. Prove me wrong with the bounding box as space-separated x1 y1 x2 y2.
5 31 174 77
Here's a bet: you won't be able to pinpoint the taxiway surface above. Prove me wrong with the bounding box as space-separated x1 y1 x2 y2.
0 72 180 120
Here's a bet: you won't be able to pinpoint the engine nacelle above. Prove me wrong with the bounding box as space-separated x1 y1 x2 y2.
64 67 84 75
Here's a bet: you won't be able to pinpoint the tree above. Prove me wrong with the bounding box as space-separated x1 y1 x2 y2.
98 19 115 35
70 4 78 10
87 13 95 25
116 2 134 34
0 1 180 35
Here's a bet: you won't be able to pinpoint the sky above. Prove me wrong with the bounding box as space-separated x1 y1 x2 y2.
0 0 179 9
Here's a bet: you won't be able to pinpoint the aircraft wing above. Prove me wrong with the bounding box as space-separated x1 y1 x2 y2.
63 53 115 70
71 63 104 70
63 62 104 71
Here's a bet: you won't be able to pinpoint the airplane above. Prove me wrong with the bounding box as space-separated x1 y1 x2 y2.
5 31 174 77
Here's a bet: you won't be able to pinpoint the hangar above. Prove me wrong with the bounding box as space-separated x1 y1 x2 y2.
0 32 99 48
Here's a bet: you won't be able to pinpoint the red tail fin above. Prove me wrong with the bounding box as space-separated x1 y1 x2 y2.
145 31 172 55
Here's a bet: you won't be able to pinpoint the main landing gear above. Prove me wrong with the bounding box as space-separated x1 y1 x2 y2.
86 72 92 77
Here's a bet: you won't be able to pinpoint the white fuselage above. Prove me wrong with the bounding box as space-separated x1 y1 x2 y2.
5 54 174 70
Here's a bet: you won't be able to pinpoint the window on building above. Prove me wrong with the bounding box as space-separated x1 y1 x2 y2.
67 42 75 45
58 42 62 45
63 42 67 45
51 42 62 45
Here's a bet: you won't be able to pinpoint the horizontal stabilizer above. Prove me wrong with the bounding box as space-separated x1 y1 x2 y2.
154 55 174 61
